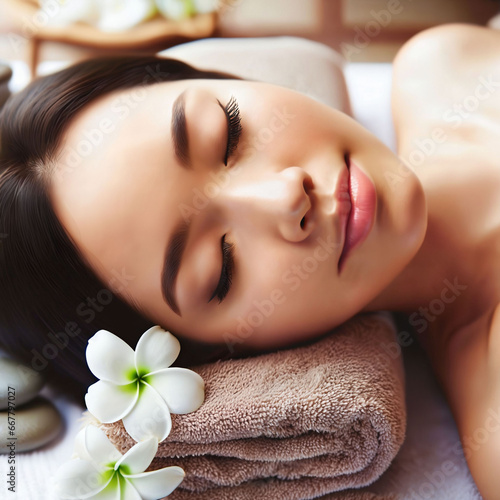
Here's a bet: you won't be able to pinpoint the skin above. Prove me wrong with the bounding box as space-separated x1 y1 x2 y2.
49 78 425 349
49 22 500 497
387 23 500 500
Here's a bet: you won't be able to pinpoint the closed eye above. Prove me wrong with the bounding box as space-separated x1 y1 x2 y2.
208 235 234 304
217 95 242 166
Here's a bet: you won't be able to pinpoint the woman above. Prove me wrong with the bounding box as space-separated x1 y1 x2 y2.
1 22 499 497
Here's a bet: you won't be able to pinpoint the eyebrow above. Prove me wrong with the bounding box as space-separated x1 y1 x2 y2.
161 219 191 316
172 90 191 169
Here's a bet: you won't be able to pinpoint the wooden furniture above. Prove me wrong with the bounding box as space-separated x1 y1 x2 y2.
2 0 218 80
217 0 499 62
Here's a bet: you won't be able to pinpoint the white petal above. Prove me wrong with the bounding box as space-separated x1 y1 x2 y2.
122 383 172 442
41 0 100 27
120 478 142 500
115 438 157 475
126 467 185 499
156 0 192 20
73 427 93 461
86 330 135 384
193 0 218 14
54 459 110 500
85 381 138 424
90 475 121 500
148 367 204 414
97 0 157 32
135 326 180 374
82 425 122 468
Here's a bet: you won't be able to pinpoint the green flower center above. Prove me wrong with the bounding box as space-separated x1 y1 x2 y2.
125 366 150 382
106 472 120 491
185 0 196 16
122 366 151 393
101 468 129 494
116 463 132 476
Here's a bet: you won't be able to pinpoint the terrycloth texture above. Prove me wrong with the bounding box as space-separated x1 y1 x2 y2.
102 312 406 500
164 488 400 500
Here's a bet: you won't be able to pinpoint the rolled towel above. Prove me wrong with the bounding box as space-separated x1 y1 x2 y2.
102 312 406 500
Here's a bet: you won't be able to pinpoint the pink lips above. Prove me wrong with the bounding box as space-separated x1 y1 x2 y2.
338 160 376 272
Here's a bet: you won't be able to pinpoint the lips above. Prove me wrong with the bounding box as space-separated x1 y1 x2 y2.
337 159 376 272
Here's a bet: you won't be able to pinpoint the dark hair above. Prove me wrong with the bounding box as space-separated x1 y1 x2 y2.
0 55 240 395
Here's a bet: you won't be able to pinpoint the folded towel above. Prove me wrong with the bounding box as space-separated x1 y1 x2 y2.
102 312 406 500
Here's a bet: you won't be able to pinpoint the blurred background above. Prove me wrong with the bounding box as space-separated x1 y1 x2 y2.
1 0 500 101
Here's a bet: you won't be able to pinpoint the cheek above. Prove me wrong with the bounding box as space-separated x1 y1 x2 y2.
365 150 427 263
242 91 338 159
229 246 347 344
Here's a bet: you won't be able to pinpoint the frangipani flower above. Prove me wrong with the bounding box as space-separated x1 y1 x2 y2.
193 0 219 14
40 0 101 28
154 0 219 20
39 0 157 32
55 425 184 499
85 326 204 442
155 0 195 20
39 0 218 34
97 0 158 33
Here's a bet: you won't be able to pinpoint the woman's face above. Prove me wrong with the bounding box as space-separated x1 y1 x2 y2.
50 77 426 350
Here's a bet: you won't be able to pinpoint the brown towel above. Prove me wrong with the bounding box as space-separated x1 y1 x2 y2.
102 312 406 500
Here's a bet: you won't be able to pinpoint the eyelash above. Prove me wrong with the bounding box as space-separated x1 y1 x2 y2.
209 235 235 304
218 95 242 166
206 95 241 304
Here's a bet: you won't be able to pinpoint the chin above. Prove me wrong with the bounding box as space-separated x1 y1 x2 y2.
354 164 427 313
379 151 428 260
399 164 428 257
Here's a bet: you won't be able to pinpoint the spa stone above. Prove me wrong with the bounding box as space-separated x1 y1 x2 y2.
0 396 63 453
0 357 45 410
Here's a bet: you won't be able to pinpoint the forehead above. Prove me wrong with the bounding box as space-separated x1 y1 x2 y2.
46 77 254 294
48 77 272 214
48 81 188 280
51 77 251 179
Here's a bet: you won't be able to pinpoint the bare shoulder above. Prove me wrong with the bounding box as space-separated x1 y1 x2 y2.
392 23 500 148
393 23 500 71
439 303 500 499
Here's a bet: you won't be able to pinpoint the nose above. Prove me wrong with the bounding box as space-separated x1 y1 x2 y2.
224 166 315 243
274 167 315 242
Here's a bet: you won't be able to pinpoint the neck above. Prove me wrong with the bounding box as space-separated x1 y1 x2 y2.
361 162 484 336
362 214 459 315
